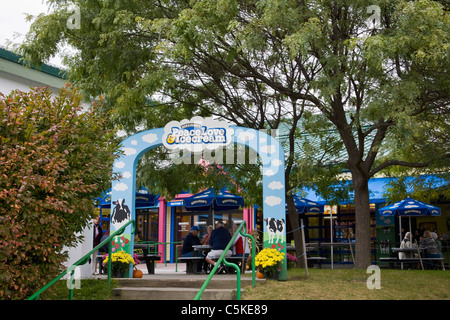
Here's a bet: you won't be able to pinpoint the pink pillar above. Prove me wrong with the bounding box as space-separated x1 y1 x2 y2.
243 207 253 233
158 198 166 263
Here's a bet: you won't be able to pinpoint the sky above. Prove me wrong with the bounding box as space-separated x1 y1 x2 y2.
0 0 65 67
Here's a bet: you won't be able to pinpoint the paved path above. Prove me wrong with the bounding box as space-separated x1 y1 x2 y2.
94 262 255 281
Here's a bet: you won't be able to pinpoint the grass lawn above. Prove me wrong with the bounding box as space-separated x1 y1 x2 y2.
40 278 119 300
242 268 450 300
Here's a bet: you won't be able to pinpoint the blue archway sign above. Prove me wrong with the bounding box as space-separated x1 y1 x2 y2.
110 117 287 280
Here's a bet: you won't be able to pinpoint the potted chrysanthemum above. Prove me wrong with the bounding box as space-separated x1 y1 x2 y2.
254 248 285 280
102 251 135 277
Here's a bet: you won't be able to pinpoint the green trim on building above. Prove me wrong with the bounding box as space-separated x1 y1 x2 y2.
0 47 67 89
0 47 67 79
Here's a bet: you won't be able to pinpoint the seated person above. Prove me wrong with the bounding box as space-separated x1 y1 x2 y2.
205 221 232 272
181 226 201 257
201 225 213 245
420 230 441 258
399 232 414 260
181 226 202 273
232 231 250 258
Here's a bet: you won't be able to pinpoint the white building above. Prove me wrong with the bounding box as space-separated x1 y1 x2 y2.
0 47 94 279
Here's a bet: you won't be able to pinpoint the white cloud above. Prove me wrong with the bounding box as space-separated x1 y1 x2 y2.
271 159 283 167
113 183 128 192
122 171 132 179
238 131 255 142
114 161 126 169
142 133 158 144
268 181 283 190
260 145 276 154
122 147 137 156
265 196 282 207
263 169 275 177
131 140 138 145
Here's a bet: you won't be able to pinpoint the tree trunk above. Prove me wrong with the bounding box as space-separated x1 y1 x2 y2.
352 173 372 269
286 194 306 267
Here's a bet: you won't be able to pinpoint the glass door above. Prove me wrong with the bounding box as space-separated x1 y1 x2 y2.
136 209 158 242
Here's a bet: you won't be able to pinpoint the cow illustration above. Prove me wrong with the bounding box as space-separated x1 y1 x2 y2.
265 218 285 244
111 199 131 225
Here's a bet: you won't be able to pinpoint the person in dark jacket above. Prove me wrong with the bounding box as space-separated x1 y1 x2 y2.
182 226 202 272
92 216 103 274
182 226 201 257
205 221 232 271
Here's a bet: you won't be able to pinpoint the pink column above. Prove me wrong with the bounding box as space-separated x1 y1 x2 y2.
158 198 166 263
243 207 253 233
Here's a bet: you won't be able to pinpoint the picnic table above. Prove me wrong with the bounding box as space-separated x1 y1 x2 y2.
178 245 248 274
134 243 161 274
176 245 209 274
286 245 328 268
193 244 212 254
379 247 445 270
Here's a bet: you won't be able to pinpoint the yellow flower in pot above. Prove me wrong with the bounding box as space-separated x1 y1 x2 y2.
103 251 135 277
254 248 285 279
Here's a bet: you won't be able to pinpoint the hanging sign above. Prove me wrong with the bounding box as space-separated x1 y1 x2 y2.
162 116 234 152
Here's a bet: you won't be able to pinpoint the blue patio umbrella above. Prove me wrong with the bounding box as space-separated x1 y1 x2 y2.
184 188 244 211
378 197 441 216
292 195 324 214
96 187 159 209
379 197 441 242
134 187 159 208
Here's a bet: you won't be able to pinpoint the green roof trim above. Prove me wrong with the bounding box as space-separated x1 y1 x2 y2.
0 47 68 80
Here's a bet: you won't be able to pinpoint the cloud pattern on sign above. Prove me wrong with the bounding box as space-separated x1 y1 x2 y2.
235 128 285 213
111 127 286 233
110 130 164 232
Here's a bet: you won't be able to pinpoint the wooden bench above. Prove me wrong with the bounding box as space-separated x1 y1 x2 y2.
177 256 205 274
379 257 445 270
137 254 161 274
177 256 249 274
307 257 327 268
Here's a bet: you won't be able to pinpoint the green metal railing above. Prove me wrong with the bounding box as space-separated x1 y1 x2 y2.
194 220 256 300
28 219 135 300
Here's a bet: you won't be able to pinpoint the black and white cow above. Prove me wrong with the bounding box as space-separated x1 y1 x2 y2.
111 199 131 224
265 217 285 244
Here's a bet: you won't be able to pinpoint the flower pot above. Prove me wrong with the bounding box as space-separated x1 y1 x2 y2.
112 270 125 278
264 271 279 280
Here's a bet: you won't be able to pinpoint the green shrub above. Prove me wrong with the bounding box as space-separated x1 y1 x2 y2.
0 86 119 299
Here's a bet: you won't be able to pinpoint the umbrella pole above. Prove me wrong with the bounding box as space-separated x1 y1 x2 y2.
408 217 412 241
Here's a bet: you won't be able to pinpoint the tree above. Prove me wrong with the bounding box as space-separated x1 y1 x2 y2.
0 86 119 300
21 0 449 268
281 0 449 267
